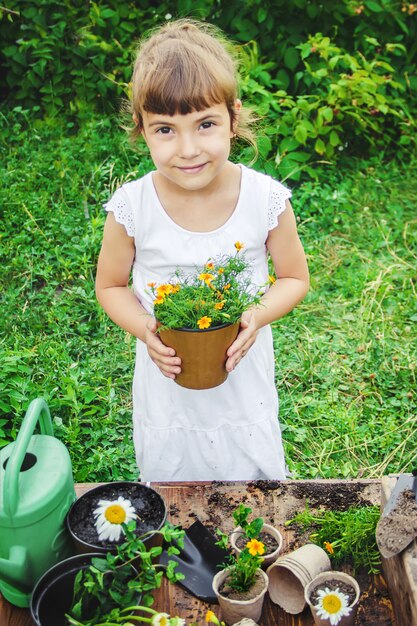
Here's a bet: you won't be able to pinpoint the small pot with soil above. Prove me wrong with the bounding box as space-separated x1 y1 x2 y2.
212 567 269 625
66 482 167 555
230 523 283 568
304 571 360 626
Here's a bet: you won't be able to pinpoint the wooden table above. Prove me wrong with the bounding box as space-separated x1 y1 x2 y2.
0 480 396 626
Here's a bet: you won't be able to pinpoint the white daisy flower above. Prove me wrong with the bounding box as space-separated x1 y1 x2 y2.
93 496 136 542
151 613 171 626
315 587 352 625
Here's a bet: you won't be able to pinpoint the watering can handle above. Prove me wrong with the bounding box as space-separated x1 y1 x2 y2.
3 398 54 518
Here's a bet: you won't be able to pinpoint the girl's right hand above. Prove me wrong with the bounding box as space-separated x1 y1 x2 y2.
145 318 182 379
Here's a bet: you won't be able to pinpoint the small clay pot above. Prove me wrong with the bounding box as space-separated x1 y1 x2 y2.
159 322 240 389
212 568 269 625
30 553 138 626
267 544 331 614
305 571 360 626
230 524 283 568
66 482 167 554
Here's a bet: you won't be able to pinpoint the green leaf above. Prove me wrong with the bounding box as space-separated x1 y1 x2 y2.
284 48 300 71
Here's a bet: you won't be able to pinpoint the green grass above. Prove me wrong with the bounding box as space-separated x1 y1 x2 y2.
1 107 416 481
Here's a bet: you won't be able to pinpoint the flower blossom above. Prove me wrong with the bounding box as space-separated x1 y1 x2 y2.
93 497 136 542
197 316 212 329
315 587 352 625
246 538 265 556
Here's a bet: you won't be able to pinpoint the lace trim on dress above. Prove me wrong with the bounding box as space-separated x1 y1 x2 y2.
104 188 134 237
268 179 292 230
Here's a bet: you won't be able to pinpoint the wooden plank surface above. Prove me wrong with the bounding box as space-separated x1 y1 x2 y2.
1 479 395 626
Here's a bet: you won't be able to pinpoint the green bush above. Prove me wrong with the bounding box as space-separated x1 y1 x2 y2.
1 1 416 177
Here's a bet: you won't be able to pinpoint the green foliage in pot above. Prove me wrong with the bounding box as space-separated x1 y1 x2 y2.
147 243 262 331
65 522 185 625
216 504 265 593
286 502 381 574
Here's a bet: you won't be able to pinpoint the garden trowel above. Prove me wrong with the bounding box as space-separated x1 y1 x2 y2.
160 520 228 602
376 472 417 558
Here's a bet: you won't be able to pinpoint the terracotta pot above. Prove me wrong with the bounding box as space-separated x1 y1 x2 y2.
66 482 166 555
267 544 331 614
30 553 138 626
304 571 360 626
212 568 268 625
159 322 240 389
230 524 283 568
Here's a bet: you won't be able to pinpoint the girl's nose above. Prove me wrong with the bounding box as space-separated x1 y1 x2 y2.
177 133 200 159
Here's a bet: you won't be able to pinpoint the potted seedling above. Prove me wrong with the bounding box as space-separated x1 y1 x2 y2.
31 521 185 626
66 482 167 554
148 242 262 389
212 505 269 624
304 571 360 626
230 504 283 568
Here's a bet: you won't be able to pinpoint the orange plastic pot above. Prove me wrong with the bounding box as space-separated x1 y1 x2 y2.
159 322 240 390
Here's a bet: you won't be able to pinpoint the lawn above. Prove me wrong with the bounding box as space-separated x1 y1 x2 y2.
1 108 416 481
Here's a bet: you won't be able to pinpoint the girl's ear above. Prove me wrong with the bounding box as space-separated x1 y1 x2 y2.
232 99 242 136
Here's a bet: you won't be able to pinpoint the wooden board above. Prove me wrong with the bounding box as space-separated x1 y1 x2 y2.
0 479 395 626
380 475 417 626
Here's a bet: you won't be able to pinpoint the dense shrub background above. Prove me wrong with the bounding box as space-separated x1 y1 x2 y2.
1 0 416 179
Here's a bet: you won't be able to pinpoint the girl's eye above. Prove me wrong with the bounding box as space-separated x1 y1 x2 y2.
200 121 215 130
156 126 172 135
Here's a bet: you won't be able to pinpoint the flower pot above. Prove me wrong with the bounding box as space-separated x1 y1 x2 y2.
304 571 360 626
267 544 331 614
66 482 167 554
30 553 138 626
159 322 240 389
212 568 268 625
230 524 283 568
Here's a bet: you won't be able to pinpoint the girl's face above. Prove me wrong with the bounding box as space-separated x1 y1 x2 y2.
141 102 240 193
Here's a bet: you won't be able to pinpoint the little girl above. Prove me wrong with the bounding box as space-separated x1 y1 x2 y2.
96 19 309 482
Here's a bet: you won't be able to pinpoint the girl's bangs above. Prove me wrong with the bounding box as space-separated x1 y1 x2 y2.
137 49 235 117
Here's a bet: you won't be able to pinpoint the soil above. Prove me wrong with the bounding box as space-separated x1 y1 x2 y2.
309 579 356 606
235 530 279 555
68 482 166 548
376 488 417 558
219 569 266 601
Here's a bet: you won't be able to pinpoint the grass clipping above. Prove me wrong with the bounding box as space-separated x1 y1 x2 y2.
286 503 381 574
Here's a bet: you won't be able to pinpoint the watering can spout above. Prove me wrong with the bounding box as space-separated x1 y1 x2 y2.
0 545 29 590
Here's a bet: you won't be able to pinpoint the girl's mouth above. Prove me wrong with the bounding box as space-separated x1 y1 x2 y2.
177 163 207 174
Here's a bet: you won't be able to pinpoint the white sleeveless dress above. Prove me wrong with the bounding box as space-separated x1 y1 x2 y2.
105 164 291 481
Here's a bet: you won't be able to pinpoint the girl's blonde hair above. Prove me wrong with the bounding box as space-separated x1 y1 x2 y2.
128 19 256 150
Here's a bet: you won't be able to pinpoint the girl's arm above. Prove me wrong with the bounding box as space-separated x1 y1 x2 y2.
226 200 309 371
95 213 181 379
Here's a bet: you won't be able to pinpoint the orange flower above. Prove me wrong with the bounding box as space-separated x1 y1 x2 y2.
214 301 225 310
157 284 174 297
147 281 156 288
223 283 231 291
197 316 212 329
154 296 165 305
246 538 265 556
217 267 224 274
324 541 334 555
198 272 215 285
234 241 244 251
206 262 215 270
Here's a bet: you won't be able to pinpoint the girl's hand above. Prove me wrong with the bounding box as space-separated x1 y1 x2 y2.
145 318 182 379
225 310 258 372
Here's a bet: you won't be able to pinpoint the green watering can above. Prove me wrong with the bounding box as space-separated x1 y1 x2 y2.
0 398 76 607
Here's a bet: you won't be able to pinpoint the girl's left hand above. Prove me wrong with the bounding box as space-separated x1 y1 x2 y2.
225 310 258 372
